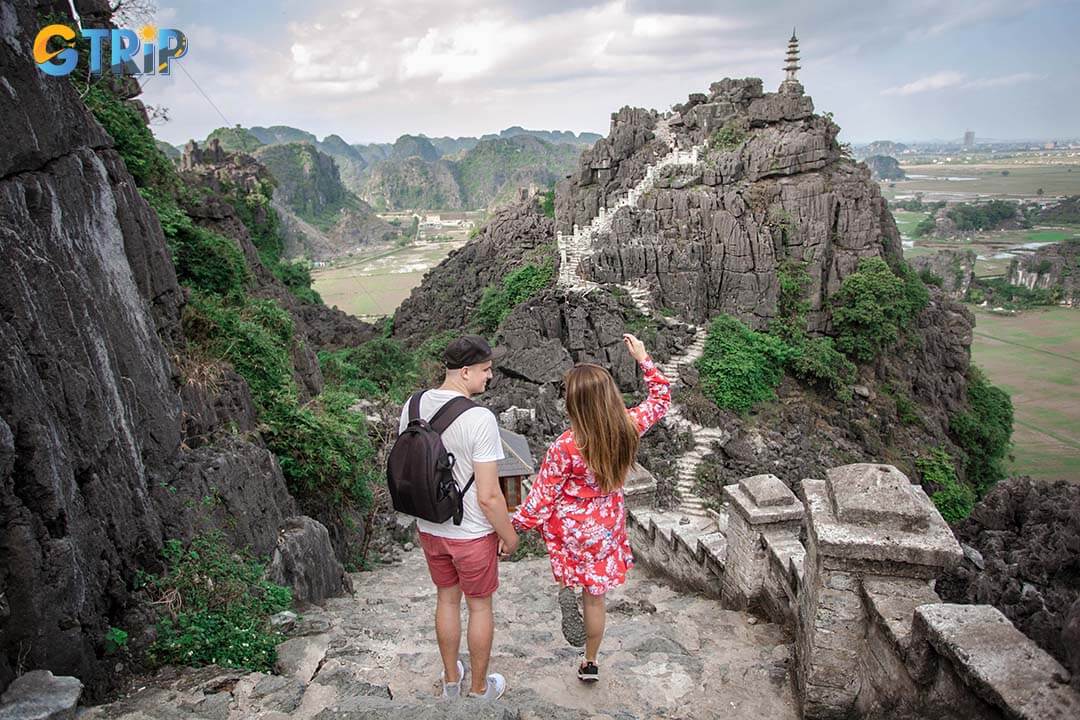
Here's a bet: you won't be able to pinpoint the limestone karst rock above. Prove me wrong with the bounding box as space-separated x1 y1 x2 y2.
0 0 373 699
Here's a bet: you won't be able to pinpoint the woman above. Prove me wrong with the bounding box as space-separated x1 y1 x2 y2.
511 333 670 682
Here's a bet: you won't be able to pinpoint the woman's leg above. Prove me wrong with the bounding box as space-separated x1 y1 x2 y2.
581 590 606 662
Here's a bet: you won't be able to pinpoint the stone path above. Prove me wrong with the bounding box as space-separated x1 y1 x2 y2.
78 551 798 720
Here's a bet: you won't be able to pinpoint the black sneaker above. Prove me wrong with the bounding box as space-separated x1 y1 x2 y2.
558 586 587 647
577 659 599 683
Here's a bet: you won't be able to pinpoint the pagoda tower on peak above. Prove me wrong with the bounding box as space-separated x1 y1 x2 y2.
780 28 804 96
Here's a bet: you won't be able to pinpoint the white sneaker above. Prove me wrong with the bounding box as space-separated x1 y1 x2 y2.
467 672 506 701
441 659 466 699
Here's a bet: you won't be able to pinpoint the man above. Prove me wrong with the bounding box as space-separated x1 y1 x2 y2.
398 335 519 700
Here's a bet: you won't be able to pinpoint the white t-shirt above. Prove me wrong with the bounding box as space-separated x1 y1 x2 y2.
398 389 505 539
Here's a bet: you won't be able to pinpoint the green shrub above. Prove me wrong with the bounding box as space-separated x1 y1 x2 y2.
785 335 855 398
274 259 322 305
949 367 1013 497
970 277 1059 309
540 188 555 218
947 200 1018 232
474 261 554 335
766 261 854 397
708 121 747 152
318 338 420 404
184 293 378 509
260 388 378 509
831 257 928 362
918 268 944 287
772 260 812 343
138 532 291 672
104 627 128 655
913 216 937 237
696 315 791 413
916 447 974 522
141 188 250 298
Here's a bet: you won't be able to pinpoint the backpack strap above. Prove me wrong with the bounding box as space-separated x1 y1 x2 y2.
407 391 425 422
429 396 478 434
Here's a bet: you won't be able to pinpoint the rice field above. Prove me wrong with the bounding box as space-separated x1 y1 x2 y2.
970 307 1080 483
312 241 466 321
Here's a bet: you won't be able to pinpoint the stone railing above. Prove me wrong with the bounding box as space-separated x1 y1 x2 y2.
628 463 1080 720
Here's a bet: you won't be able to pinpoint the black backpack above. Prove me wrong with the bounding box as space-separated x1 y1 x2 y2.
387 391 479 525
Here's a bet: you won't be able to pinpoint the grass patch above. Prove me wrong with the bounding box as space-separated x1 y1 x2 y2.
137 531 291 672
474 259 555 336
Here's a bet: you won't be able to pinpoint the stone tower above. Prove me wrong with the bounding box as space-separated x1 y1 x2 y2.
780 28 804 96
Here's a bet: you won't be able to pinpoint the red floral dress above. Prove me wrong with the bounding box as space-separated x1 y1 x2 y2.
512 357 671 595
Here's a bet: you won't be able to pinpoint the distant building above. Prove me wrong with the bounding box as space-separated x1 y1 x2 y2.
963 131 975 149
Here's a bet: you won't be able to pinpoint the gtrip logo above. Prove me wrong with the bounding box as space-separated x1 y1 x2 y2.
33 24 188 77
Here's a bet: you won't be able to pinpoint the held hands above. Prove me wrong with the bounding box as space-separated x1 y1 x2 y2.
623 333 648 363
498 531 519 558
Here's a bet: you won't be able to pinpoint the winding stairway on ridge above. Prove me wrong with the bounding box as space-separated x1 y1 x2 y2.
554 114 731 572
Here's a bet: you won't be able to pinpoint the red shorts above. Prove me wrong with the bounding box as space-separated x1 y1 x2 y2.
418 531 499 598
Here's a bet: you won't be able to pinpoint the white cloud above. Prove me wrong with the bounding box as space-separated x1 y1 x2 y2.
139 1 1075 145
289 44 381 94
881 70 1043 96
881 71 966 96
963 72 1041 88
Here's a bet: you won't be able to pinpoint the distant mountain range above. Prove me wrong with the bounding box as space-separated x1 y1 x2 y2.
187 125 600 211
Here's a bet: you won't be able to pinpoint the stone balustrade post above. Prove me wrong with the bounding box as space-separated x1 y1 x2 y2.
796 464 962 720
720 474 804 610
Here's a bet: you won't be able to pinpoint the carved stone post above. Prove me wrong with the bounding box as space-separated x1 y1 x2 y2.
796 464 962 720
720 474 804 609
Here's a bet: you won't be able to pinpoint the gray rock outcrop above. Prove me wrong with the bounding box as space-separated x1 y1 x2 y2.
267 516 351 606
1007 240 1080 306
910 249 976 300
557 77 900 330
0 0 365 699
0 670 82 720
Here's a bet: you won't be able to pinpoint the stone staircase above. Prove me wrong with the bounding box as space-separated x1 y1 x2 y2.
556 116 702 290
551 112 725 584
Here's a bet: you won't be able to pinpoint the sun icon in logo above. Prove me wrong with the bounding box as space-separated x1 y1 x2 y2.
139 25 157 43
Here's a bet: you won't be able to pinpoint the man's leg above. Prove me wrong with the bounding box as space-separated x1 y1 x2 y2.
582 590 606 663
435 585 464 683
464 594 494 694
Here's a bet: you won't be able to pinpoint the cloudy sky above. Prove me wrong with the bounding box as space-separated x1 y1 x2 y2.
136 0 1079 147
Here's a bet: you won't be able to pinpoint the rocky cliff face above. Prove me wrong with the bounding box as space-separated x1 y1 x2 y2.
910 249 977 300
938 477 1080 688
559 78 902 331
361 156 464 210
0 0 373 699
1007 240 1080 306
392 195 555 343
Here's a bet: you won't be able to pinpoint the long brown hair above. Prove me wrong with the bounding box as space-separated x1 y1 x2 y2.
564 363 639 493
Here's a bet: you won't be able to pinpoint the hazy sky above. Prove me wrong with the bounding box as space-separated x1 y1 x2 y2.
135 0 1079 146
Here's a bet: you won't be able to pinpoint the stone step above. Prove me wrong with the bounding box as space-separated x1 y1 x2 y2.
650 513 684 544
698 531 728 568
673 518 717 559
628 507 658 530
